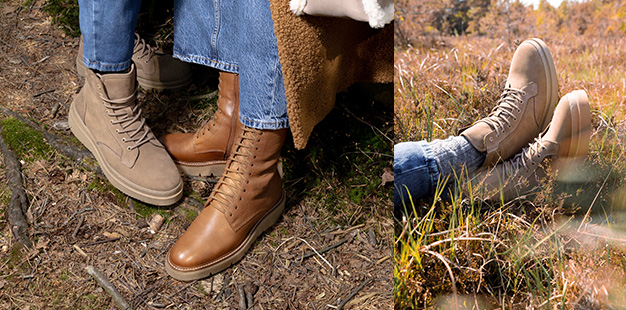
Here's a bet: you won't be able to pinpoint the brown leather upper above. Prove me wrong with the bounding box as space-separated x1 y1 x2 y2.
167 124 286 270
160 72 240 165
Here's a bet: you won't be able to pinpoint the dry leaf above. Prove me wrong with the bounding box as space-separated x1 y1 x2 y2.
381 167 394 186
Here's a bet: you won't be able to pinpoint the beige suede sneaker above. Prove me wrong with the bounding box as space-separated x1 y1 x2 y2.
76 34 192 90
461 38 558 169
68 64 183 205
472 90 591 201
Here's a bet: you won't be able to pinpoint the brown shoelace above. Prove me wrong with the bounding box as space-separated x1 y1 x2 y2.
210 126 261 216
133 33 155 63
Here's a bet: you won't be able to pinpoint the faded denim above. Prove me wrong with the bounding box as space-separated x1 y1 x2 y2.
79 0 289 130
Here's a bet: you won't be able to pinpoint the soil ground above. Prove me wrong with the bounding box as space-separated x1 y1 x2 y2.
0 1 394 309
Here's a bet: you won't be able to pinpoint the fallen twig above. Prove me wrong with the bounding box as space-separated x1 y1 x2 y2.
335 278 372 310
300 238 347 260
64 207 95 226
0 127 32 248
237 286 246 310
83 237 120 247
180 90 218 101
72 214 84 238
246 288 254 310
84 265 131 310
33 89 54 97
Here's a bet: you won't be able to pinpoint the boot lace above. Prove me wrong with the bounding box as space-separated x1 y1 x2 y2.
196 109 220 139
133 33 155 62
211 126 261 215
478 87 525 138
102 89 153 150
502 136 547 176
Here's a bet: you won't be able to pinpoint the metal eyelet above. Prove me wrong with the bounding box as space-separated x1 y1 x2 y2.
121 138 126 142
127 146 132 151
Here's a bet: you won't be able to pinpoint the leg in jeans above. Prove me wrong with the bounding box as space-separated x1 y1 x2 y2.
165 0 289 281
69 0 183 206
78 0 141 72
238 0 289 130
394 136 485 216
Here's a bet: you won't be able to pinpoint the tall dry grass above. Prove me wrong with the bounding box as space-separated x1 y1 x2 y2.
395 33 626 308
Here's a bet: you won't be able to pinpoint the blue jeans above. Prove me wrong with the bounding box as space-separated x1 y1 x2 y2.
78 0 140 72
394 137 485 214
394 141 440 210
79 0 289 130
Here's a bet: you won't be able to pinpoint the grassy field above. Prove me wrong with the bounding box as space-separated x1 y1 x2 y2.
395 33 626 308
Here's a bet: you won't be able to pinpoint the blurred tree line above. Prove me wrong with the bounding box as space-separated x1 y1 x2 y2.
395 0 626 46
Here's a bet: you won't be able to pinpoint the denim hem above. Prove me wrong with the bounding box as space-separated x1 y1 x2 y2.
173 53 238 74
240 116 290 130
83 57 133 72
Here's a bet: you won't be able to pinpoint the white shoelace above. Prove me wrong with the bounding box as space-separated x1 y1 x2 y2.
502 136 547 176
478 87 525 138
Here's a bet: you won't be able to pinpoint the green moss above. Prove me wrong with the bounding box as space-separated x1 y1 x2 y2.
43 0 80 37
1 117 53 162
133 199 169 219
5 242 28 272
87 177 126 205
181 208 198 223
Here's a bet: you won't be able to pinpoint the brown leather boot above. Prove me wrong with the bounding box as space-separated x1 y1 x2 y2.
68 64 183 205
165 123 287 281
472 90 591 201
77 34 192 90
159 72 240 177
461 38 558 169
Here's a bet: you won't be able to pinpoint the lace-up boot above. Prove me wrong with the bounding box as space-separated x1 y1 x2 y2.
472 90 590 201
77 34 192 90
159 72 239 177
165 124 287 281
69 64 183 205
461 38 558 169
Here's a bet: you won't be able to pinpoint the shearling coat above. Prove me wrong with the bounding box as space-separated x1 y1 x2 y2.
269 0 393 149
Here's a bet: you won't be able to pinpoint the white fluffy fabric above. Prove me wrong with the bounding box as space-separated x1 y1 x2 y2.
362 0 394 28
290 0 307 15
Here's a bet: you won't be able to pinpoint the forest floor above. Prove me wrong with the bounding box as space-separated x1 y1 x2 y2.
0 1 394 309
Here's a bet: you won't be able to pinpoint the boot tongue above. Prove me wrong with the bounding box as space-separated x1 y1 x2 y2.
98 68 136 101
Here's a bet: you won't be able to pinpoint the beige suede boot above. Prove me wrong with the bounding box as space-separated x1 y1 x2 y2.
461 38 558 169
159 72 240 177
68 64 183 205
472 90 591 201
165 123 287 281
77 34 192 90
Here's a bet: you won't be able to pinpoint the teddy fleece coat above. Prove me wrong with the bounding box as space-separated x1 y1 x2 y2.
269 0 393 149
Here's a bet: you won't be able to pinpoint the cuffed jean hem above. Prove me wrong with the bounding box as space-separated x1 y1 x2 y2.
83 58 133 72
240 116 290 130
173 53 239 74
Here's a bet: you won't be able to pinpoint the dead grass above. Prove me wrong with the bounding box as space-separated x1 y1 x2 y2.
395 33 626 308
